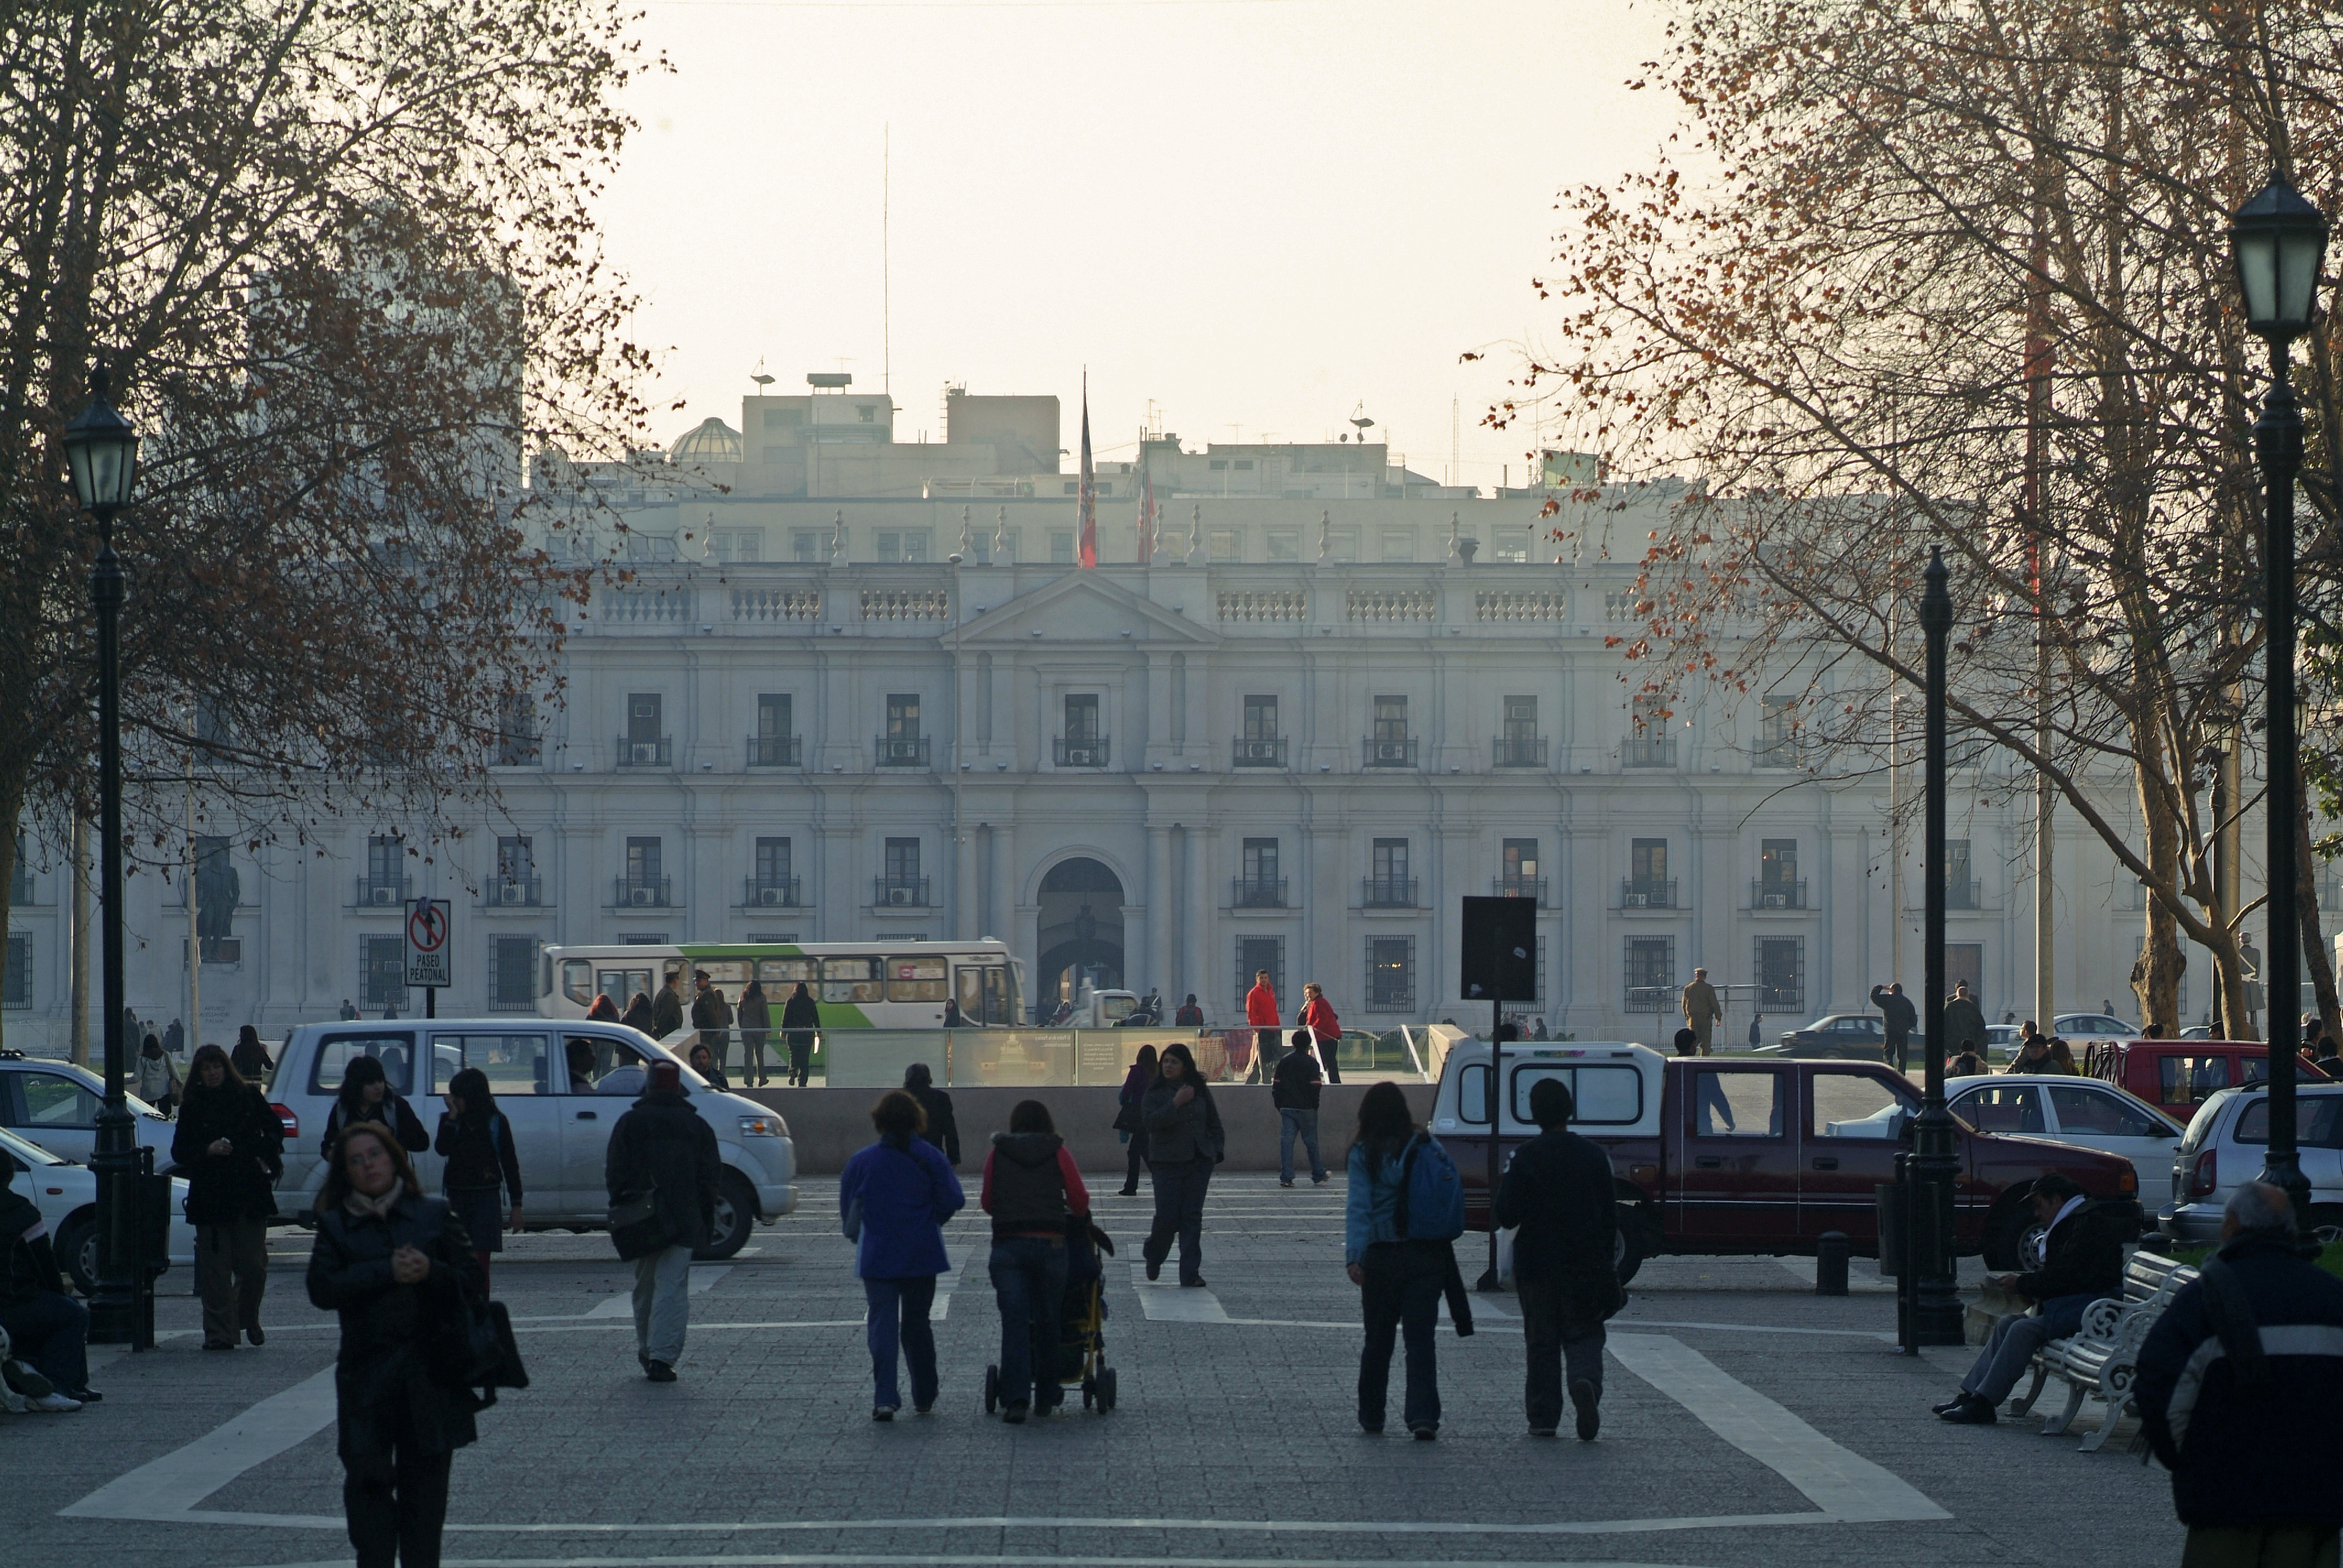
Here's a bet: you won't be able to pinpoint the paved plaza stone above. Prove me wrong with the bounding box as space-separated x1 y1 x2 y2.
8 1170 2185 1568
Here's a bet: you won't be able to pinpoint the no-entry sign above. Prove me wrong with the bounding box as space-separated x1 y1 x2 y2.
405 897 453 989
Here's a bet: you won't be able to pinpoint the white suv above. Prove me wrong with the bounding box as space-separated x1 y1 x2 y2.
2160 1084 2343 1245
265 1019 796 1257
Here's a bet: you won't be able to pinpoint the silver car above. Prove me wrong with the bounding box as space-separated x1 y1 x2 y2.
2159 1085 2343 1244
1946 1073 2185 1195
0 1052 179 1170
266 1018 796 1257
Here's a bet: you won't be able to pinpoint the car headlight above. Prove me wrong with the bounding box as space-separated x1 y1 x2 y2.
738 1115 784 1139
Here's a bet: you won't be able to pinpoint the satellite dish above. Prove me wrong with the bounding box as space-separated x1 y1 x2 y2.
1349 401 1375 438
750 373 775 388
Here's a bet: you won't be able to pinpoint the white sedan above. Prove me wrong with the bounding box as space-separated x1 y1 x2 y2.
1947 1072 2184 1193
2053 1012 2142 1048
0 1124 198 1297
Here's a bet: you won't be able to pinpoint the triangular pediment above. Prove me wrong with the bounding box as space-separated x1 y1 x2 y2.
958 572 1222 646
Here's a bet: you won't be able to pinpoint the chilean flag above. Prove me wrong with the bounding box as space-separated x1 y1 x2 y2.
1077 378 1097 568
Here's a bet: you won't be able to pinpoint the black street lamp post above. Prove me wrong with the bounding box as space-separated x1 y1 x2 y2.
62 364 143 1345
2231 172 2329 1220
1907 547 1965 1346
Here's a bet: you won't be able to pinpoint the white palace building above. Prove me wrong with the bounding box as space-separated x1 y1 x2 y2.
3 383 2204 1049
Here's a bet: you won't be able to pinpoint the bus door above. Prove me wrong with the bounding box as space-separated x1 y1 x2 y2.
955 963 1014 1025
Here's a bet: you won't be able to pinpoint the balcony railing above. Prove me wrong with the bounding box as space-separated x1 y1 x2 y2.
1232 877 1289 909
617 735 673 767
1232 736 1288 768
614 875 673 908
1363 877 1420 909
1054 736 1111 768
1622 737 1678 768
482 876 543 908
1492 735 1549 768
1753 879 1809 911
744 876 803 908
1494 875 1548 905
747 734 803 767
355 875 412 908
874 734 931 768
1619 878 1677 910
1947 879 1982 911
874 875 932 908
1361 737 1418 769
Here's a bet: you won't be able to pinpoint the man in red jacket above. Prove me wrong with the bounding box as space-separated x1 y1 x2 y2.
1245 970 1282 1084
1300 982 1343 1085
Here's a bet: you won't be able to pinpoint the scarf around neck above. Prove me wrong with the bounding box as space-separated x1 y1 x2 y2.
343 1185 404 1223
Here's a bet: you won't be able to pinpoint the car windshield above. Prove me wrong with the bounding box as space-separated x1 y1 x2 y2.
0 1124 69 1167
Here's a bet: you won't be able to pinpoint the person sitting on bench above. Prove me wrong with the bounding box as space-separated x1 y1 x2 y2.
1933 1173 2124 1425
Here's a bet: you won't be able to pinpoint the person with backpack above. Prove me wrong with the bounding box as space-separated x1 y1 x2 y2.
1495 1076 1623 1440
980 1099 1089 1423
434 1068 524 1292
1344 1081 1464 1439
841 1090 965 1420
1113 1044 1157 1196
320 1055 430 1160
1140 1043 1224 1288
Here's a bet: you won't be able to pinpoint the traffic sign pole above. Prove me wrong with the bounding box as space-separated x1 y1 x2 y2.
405 897 453 1016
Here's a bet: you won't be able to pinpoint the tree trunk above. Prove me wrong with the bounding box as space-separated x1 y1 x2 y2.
0 778 15 1050
68 813 88 1068
2131 716 2187 1035
2295 764 2340 1044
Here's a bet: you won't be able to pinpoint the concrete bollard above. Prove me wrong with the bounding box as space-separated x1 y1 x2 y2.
1815 1231 1851 1297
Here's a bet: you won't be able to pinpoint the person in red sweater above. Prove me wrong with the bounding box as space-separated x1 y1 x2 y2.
1300 983 1343 1085
1245 971 1282 1084
979 1101 1091 1422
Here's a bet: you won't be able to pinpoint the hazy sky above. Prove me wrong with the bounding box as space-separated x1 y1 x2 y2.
602 0 1679 487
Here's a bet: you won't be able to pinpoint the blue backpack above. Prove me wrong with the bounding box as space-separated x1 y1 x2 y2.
1393 1133 1466 1242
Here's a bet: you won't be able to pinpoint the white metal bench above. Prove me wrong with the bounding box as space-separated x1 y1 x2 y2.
2006 1250 2198 1451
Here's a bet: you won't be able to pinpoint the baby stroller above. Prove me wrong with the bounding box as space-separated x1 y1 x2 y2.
984 1218 1118 1414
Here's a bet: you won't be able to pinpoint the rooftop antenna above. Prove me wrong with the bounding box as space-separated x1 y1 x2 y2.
1450 393 1460 488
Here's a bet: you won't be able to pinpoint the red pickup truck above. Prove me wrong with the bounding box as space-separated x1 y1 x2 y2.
1430 1042 2142 1281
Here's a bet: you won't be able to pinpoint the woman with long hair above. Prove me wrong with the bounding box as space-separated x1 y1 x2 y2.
980 1098 1089 1422
1140 1042 1224 1287
231 1024 274 1082
1345 1080 1445 1439
308 1123 484 1568
319 1054 429 1161
434 1066 524 1290
170 1043 285 1349
840 1089 965 1419
737 978 773 1087
135 1032 182 1114
619 991 656 1034
1113 1044 1158 1196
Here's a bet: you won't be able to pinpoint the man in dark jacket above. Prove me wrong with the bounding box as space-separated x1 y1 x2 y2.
1939 982 1987 1064
1937 1172 2126 1423
604 1060 720 1381
1495 1076 1621 1440
689 971 733 1074
0 1160 95 1406
2135 1182 2343 1567
781 982 821 1088
650 975 686 1041
1271 1028 1327 1186
1870 982 1918 1071
903 1061 961 1166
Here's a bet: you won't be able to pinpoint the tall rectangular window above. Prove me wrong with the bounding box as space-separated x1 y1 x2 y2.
1372 839 1410 883
887 694 921 739
496 835 533 884
1759 839 1798 906
1209 529 1242 563
756 837 792 884
361 934 408 1011
1243 696 1279 741
3 933 29 1009
8 832 31 904
1365 936 1417 1012
1050 530 1076 564
625 837 661 881
1630 839 1668 888
1369 839 1413 907
1236 934 1285 1011
488 936 540 1011
1504 695 1537 741
792 529 822 562
368 835 403 885
1947 839 1976 908
1494 525 1529 563
1372 696 1408 742
1755 936 1804 1012
1757 695 1797 765
1503 839 1539 881
885 838 920 882
758 694 792 740
1243 838 1280 884
1326 526 1359 562
1064 694 1100 739
626 693 662 744
495 694 538 766
1625 936 1675 1011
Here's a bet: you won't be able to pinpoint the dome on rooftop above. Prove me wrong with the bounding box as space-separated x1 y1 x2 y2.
670 417 743 465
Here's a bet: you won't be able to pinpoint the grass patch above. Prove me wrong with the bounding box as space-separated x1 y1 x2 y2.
2164 1242 2343 1282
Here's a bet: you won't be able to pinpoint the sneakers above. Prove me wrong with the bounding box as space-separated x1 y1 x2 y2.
1410 1424 1438 1441
1571 1379 1601 1441
873 1405 897 1422
645 1360 677 1383
32 1392 82 1412
1938 1393 1996 1425
1003 1401 1029 1425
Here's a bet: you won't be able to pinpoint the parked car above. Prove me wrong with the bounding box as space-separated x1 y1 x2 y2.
0 1051 179 1170
0 1124 198 1297
265 1018 797 1258
1983 1023 2025 1060
1771 1014 1889 1059
1944 1074 2185 1196
1429 1041 2140 1280
2160 1084 2343 1244
2084 1038 2331 1117
2053 1012 2140 1047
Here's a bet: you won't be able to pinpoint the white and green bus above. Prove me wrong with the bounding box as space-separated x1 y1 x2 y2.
542 940 1024 1031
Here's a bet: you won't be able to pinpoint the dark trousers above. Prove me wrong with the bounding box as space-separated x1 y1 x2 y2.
343 1398 454 1568
1251 1028 1283 1082
740 1030 769 1085
1962 1293 2091 1403
1316 1035 1342 1085
863 1275 938 1411
1143 1156 1213 1284
1119 1124 1149 1193
197 1217 269 1348
1358 1239 1444 1431
786 1032 814 1087
0 1289 89 1393
988 1235 1068 1409
1517 1276 1607 1429
1885 1032 1909 1072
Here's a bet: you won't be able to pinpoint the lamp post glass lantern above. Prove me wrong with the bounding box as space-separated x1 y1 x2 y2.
64 364 146 1347
2230 170 2329 1222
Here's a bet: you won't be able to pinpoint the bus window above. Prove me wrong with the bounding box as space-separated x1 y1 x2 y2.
561 959 594 1008
759 957 818 987
956 965 1014 1025
699 960 751 986
822 956 882 1004
597 968 653 1012
887 956 947 1003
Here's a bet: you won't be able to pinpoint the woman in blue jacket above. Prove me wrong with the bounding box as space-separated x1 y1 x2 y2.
1345 1081 1446 1440
839 1090 966 1419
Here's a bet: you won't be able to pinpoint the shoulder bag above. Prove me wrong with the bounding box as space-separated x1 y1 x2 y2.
609 1186 667 1261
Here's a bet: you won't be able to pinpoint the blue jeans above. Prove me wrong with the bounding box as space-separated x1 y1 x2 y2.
631 1243 693 1367
863 1275 938 1411
1963 1292 2093 1403
1358 1240 1444 1431
0 1290 90 1394
1279 1108 1325 1182
988 1237 1069 1410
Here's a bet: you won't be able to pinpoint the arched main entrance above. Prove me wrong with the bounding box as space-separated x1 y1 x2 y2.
1036 857 1126 1010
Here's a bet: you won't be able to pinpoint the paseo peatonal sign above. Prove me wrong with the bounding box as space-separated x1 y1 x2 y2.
404 897 453 989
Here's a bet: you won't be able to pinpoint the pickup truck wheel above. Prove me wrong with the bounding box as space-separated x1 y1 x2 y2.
695 1171 757 1261
58 1212 99 1297
1613 1205 1647 1286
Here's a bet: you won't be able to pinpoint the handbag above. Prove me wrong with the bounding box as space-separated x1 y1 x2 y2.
608 1189 667 1261
430 1278 530 1398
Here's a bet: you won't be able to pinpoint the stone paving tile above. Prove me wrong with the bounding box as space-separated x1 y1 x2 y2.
4 1170 2185 1568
